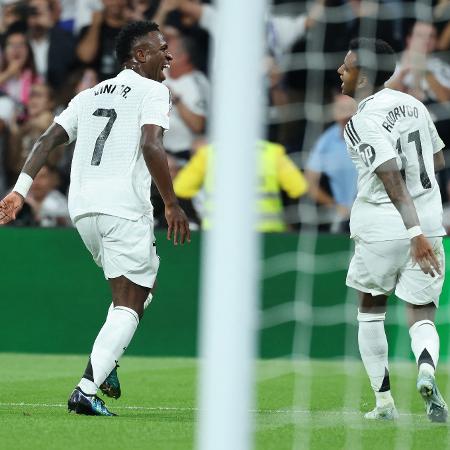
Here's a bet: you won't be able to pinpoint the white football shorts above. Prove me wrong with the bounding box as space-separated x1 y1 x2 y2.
346 237 444 306
74 213 160 288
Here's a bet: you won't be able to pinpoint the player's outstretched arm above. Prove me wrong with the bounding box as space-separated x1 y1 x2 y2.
375 158 441 277
140 124 191 245
21 123 70 179
0 123 69 225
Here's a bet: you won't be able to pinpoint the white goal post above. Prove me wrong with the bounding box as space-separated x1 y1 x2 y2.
196 0 267 450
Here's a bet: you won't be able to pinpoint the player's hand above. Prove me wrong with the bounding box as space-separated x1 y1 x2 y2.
165 203 191 246
0 192 25 225
410 234 441 277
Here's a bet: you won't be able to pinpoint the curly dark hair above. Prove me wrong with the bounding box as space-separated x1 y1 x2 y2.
115 21 160 66
349 38 397 88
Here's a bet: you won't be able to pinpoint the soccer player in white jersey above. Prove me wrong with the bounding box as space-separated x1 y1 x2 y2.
338 38 448 422
0 21 190 416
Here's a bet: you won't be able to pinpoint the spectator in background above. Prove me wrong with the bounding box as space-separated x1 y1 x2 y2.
27 0 76 90
0 86 17 195
8 82 63 179
434 0 450 52
76 0 128 81
174 140 309 232
163 33 209 164
0 0 29 35
57 65 99 107
347 0 402 51
437 21 450 53
304 94 358 233
0 24 40 110
0 111 10 197
389 21 450 105
177 0 312 55
125 0 156 22
26 164 70 226
56 0 103 34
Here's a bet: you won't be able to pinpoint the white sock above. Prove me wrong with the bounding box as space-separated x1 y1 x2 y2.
358 310 393 406
409 319 439 376
78 306 139 394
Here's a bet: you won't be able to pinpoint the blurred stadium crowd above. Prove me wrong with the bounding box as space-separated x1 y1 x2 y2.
0 0 449 232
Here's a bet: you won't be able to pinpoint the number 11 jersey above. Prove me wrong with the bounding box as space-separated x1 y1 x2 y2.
54 69 171 222
344 88 445 242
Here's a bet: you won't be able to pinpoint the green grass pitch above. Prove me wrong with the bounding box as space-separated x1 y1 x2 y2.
0 354 449 450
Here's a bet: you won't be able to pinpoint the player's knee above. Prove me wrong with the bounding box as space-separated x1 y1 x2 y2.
409 318 435 334
357 309 386 322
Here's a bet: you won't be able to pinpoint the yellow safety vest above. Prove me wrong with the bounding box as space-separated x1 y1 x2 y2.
174 141 308 232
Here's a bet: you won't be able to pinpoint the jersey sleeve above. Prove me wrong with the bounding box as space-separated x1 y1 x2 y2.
425 108 445 154
140 83 170 130
345 117 396 173
54 93 81 144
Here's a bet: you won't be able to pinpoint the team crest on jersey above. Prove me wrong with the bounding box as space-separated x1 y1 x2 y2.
358 143 376 167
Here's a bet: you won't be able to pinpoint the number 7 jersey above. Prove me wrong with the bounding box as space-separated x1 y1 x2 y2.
344 87 445 242
54 69 171 222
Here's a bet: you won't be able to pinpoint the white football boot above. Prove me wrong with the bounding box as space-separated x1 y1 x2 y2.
417 369 448 423
364 402 399 420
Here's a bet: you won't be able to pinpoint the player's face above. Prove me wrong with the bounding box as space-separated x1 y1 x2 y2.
141 31 173 82
337 51 360 97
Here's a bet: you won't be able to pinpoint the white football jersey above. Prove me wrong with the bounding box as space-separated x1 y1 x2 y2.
54 69 170 221
344 88 445 242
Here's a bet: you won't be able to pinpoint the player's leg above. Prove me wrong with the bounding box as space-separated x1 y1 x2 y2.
70 277 149 415
69 214 159 416
407 303 438 376
346 238 404 419
99 290 154 399
396 236 447 422
81 277 149 390
407 304 447 422
358 292 398 419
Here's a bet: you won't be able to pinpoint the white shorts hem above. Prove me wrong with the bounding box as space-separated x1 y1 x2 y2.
346 279 392 297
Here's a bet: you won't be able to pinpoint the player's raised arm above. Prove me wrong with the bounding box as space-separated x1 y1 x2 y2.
0 123 69 225
375 159 441 277
140 123 190 245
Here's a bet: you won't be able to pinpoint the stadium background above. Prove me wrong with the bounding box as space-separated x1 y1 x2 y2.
1 1 450 449
3 228 450 361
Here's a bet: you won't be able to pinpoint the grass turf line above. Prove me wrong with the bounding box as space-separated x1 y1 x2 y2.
0 354 449 450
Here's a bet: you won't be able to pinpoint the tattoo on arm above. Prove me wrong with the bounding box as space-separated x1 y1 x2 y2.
22 123 69 178
375 158 420 230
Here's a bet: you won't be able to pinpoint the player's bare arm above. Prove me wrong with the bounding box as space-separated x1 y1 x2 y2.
0 123 69 225
434 150 445 172
375 158 441 277
140 123 190 245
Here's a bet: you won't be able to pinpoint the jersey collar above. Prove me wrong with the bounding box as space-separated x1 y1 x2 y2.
357 87 391 112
